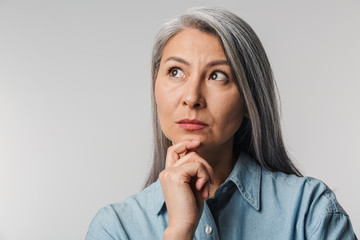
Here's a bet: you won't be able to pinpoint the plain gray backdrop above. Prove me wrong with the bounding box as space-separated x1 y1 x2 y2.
0 0 359 239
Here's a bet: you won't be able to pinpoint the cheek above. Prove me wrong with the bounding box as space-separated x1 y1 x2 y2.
215 95 245 131
155 78 182 117
154 80 175 132
154 80 167 111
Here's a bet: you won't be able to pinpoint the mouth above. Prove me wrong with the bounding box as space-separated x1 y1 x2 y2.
176 119 209 130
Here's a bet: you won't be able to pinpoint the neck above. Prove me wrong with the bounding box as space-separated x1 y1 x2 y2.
196 139 236 197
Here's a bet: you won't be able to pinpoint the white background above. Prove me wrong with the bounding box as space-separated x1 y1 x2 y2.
0 0 359 239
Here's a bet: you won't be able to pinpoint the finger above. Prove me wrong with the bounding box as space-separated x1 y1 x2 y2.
182 163 211 197
165 141 201 168
185 149 196 155
171 161 209 185
195 177 208 192
172 152 214 184
200 180 210 200
195 173 210 200
191 180 205 210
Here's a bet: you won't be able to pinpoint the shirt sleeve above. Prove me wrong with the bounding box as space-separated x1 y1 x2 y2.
308 211 357 240
302 178 358 240
85 205 130 240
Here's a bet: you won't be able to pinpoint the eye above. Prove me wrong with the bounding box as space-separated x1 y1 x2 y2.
168 67 185 78
209 71 229 81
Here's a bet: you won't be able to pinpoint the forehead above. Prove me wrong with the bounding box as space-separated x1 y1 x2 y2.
161 28 226 62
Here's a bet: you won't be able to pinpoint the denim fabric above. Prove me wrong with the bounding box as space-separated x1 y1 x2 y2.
85 152 357 240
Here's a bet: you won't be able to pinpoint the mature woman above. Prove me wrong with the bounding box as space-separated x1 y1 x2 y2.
85 7 357 240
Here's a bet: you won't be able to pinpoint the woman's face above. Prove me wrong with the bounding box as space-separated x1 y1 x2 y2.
155 28 245 151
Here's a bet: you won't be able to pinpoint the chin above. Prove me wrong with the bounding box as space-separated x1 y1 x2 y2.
173 134 206 144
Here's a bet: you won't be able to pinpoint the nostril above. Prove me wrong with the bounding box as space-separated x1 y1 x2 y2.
183 97 205 109
193 103 201 108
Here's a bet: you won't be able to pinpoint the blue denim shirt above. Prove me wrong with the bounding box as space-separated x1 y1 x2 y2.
85 152 357 239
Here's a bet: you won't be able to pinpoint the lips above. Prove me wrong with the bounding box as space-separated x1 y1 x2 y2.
176 119 209 130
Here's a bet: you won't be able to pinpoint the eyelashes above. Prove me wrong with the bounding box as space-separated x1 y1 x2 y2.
167 66 230 82
209 71 229 81
168 67 185 78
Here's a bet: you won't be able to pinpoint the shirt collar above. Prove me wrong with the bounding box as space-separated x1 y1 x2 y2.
228 151 261 211
152 151 262 215
153 179 166 215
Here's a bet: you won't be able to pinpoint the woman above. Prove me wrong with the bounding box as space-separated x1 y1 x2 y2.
85 7 357 239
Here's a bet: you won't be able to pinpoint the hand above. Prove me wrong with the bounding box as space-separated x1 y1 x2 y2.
159 140 214 240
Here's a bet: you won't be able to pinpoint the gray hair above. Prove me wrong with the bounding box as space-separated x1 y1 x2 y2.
144 7 301 188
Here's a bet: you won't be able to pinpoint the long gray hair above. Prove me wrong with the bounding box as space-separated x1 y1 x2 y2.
144 7 302 188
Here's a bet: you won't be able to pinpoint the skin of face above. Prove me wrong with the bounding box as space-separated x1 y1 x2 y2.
155 28 245 155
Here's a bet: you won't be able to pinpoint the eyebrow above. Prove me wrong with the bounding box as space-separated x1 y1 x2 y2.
164 56 229 68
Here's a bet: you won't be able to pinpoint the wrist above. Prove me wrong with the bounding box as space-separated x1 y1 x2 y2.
163 225 195 240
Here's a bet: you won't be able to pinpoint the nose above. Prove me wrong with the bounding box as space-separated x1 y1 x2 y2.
182 76 206 109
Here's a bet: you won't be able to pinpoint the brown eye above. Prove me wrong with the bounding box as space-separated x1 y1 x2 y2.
169 68 185 78
209 71 228 81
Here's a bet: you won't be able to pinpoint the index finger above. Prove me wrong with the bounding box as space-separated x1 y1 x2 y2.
165 140 201 168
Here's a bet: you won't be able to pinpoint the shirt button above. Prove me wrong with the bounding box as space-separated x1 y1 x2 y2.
205 224 213 235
